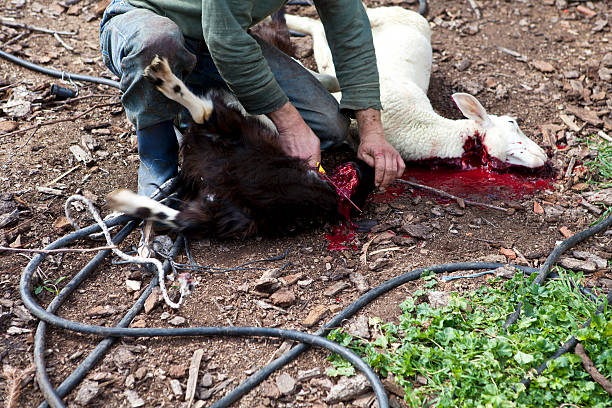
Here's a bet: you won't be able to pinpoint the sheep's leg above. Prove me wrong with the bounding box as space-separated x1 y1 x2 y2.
285 14 336 77
143 56 213 124
107 189 180 229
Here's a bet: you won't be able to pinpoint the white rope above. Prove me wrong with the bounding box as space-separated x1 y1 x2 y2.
64 195 193 309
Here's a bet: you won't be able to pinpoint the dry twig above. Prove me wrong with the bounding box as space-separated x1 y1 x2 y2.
0 18 77 36
1 102 121 138
395 179 511 213
575 343 612 397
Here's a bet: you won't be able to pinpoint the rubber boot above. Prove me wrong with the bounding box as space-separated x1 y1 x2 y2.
137 120 179 197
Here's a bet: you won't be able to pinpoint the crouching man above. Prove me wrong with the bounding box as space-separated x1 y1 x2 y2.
99 0 405 197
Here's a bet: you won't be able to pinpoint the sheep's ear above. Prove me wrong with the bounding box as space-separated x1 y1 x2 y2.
452 93 491 126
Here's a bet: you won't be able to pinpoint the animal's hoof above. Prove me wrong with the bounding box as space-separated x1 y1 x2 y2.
143 55 172 88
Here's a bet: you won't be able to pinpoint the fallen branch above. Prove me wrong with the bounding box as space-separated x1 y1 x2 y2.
0 102 121 138
575 343 612 396
0 245 118 254
394 179 511 213
0 18 77 36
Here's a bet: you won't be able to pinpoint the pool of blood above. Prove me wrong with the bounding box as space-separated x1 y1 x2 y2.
325 145 553 250
374 164 552 203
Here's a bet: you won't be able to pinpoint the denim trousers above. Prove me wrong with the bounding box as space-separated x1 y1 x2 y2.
99 0 349 150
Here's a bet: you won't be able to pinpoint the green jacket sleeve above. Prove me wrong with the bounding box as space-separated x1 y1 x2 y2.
201 0 288 115
314 0 382 112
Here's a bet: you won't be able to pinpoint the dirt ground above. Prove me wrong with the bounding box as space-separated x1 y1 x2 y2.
0 0 611 407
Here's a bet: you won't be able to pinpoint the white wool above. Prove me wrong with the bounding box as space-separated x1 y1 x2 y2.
286 6 547 168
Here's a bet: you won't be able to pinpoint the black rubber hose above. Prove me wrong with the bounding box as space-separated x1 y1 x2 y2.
35 236 184 408
211 262 537 407
0 49 121 89
503 213 612 329
34 220 139 408
418 0 428 16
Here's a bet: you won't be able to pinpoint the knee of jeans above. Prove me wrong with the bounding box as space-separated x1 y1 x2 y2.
133 22 196 75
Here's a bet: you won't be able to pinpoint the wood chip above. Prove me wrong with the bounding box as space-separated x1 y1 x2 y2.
559 114 582 132
566 105 603 126
69 145 95 166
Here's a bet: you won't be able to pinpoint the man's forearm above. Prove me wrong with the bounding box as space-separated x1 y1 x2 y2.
355 108 385 141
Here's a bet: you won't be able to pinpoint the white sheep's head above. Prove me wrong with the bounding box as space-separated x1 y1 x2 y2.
452 93 548 169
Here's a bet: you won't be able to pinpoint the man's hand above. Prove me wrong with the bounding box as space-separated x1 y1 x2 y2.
267 101 321 167
355 108 405 189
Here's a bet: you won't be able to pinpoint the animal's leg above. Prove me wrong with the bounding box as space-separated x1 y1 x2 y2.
143 56 213 124
285 14 336 77
107 189 180 228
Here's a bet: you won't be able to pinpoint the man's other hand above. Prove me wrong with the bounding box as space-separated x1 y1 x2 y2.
268 101 321 168
355 108 405 189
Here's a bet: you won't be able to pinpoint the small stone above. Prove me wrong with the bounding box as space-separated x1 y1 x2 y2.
500 248 517 259
427 291 450 308
559 226 573 239
598 278 612 289
297 368 321 382
402 223 433 239
455 59 471 71
324 281 350 297
124 390 145 408
125 279 141 292
368 257 390 271
200 372 213 388
533 201 544 215
349 273 370 294
270 288 296 307
253 277 280 294
86 305 117 317
52 216 72 232
169 379 182 396
134 367 148 381
113 347 136 368
169 364 186 378
297 278 313 287
144 287 161 313
325 374 371 403
382 374 405 397
392 235 416 246
168 316 186 326
260 381 280 398
495 265 517 279
572 251 607 269
532 60 555 73
0 120 18 133
311 377 334 390
74 380 99 406
347 315 370 339
302 305 329 327
558 257 597 273
279 272 303 286
160 311 170 320
125 374 135 388
276 372 296 395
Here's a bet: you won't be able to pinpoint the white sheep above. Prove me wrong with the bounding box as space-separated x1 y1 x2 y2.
285 6 548 169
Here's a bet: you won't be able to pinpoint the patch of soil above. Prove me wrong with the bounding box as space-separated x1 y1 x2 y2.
0 0 610 407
